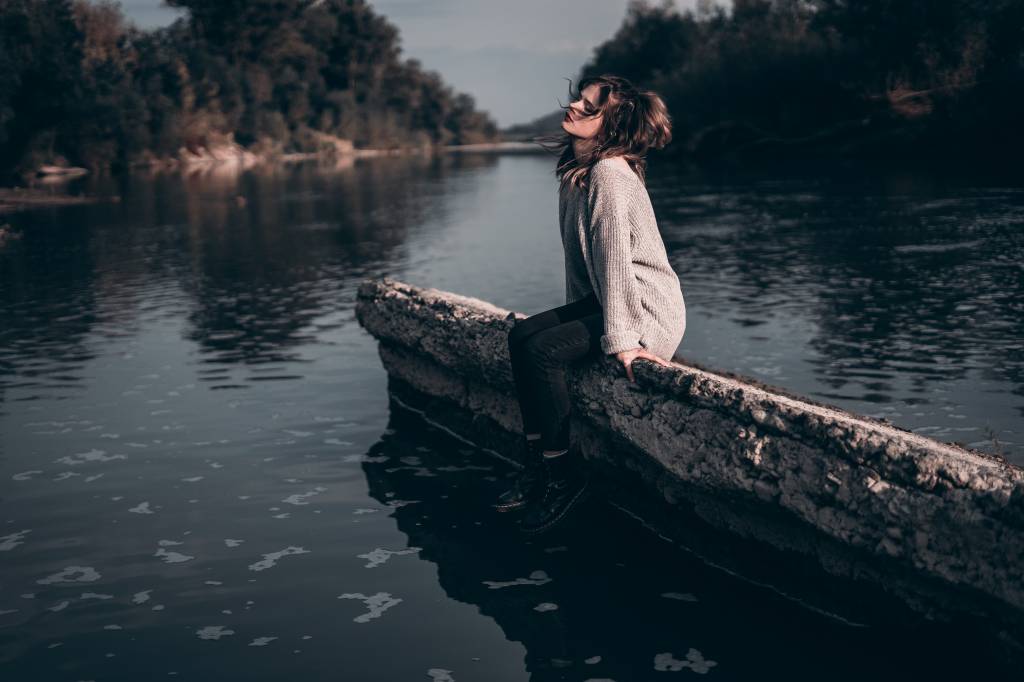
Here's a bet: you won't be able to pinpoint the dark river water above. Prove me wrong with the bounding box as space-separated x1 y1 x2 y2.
1 154 1021 680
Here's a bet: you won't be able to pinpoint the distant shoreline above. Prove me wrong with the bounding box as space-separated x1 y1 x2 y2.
127 138 546 171
0 188 101 215
0 141 548 214
441 141 545 154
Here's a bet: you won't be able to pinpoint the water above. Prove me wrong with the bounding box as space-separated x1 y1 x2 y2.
1 155 1021 680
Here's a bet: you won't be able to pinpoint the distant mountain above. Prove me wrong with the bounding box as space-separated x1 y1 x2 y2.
500 110 565 142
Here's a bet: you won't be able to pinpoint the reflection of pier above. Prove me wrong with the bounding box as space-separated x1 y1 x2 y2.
357 416 591 680
355 277 1024 644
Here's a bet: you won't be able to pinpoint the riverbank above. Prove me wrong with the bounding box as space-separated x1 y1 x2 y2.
130 136 542 171
0 187 101 214
1 140 545 213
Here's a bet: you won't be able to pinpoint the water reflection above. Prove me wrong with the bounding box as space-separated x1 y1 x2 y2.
0 154 499 393
0 204 100 412
160 157 490 370
361 404 1017 681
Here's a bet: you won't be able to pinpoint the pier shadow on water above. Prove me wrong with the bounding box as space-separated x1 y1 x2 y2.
357 399 1021 681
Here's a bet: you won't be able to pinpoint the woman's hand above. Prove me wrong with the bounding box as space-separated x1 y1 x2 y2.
614 347 672 382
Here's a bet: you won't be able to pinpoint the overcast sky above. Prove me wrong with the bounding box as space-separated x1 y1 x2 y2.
119 0 707 127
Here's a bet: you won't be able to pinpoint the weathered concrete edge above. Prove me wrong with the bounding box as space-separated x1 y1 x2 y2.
378 341 1024 632
355 277 1024 617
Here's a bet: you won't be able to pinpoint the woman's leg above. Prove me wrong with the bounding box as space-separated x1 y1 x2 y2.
515 311 603 532
520 311 604 453
507 294 600 440
498 295 602 516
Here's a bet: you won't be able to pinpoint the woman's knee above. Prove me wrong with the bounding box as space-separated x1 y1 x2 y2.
522 327 573 366
508 323 531 352
508 312 554 352
508 327 532 361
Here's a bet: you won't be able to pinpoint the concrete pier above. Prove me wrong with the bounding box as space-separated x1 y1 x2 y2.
355 277 1024 636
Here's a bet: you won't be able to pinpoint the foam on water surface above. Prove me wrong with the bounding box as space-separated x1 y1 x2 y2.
0 529 30 551
482 570 551 589
654 649 718 674
337 592 402 623
37 566 101 585
356 546 422 568
248 546 310 572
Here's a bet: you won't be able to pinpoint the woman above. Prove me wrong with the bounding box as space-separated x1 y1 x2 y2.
495 74 686 534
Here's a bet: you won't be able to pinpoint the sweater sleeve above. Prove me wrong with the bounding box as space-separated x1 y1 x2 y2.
587 166 643 355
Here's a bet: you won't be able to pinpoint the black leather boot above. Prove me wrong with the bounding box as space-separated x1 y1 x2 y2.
492 439 547 512
517 446 590 534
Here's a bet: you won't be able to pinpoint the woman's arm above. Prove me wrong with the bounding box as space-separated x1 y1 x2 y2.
587 165 674 381
587 166 643 355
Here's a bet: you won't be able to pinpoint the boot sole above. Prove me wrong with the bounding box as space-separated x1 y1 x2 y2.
492 485 546 513
492 498 528 513
492 470 546 513
517 477 590 534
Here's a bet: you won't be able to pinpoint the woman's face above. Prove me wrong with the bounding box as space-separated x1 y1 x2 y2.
561 83 604 139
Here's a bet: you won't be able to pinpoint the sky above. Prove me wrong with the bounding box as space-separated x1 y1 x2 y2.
119 0 707 127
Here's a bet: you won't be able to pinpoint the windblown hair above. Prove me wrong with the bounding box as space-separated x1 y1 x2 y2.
535 74 672 191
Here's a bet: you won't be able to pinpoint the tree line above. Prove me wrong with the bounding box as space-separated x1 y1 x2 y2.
574 0 1024 162
0 0 499 181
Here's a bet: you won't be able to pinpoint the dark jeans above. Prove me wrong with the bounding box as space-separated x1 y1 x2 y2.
507 293 604 452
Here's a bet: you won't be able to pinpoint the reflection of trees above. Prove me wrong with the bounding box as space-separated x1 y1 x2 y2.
173 155 498 367
655 166 1024 405
0 154 500 401
0 207 100 410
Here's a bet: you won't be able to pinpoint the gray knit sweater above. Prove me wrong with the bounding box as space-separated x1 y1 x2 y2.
559 156 686 360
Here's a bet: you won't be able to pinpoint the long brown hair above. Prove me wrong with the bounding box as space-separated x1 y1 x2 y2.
535 74 673 191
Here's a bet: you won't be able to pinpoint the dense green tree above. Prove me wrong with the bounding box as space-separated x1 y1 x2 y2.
576 0 1024 160
0 0 498 179
585 0 697 86
0 0 86 172
6 0 1019 175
